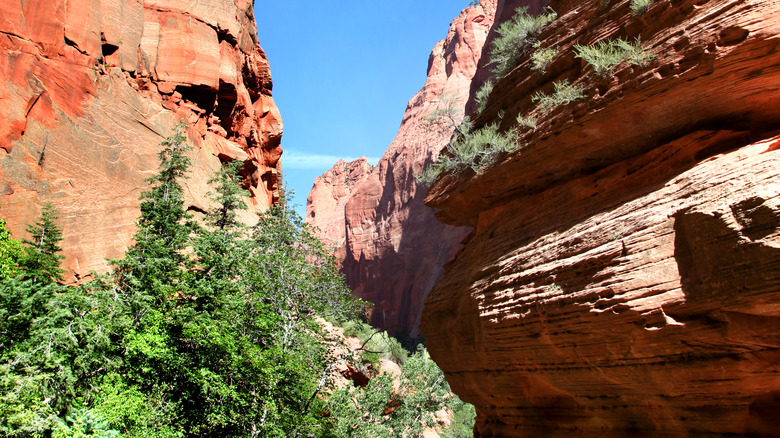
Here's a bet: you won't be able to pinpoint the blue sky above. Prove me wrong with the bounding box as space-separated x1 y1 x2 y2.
255 2 469 215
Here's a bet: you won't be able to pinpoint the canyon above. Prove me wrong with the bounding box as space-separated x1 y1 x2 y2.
421 0 780 436
2 0 779 435
0 0 281 282
306 1 497 341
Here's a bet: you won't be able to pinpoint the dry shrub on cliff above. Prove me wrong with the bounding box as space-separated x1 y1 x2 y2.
630 0 654 15
574 36 654 76
489 6 557 77
532 79 587 113
474 80 495 113
530 45 559 73
417 123 519 185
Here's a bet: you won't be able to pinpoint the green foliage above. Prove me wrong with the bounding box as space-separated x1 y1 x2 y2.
530 45 559 72
489 6 557 77
0 218 23 278
439 398 476 438
207 159 248 231
20 203 65 283
52 408 119 438
474 80 495 114
574 36 654 76
532 79 587 113
327 347 462 438
353 326 409 366
0 122 466 438
630 0 654 15
112 120 195 300
515 114 538 130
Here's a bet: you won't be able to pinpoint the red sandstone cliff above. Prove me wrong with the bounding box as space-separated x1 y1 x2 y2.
0 0 281 282
306 1 497 341
306 158 373 261
422 0 780 435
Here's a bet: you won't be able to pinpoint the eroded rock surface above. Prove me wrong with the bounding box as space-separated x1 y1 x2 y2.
306 1 497 341
0 0 281 282
422 0 780 435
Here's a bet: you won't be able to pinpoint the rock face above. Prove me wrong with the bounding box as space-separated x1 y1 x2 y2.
0 0 281 282
422 0 780 436
306 1 497 341
306 158 373 261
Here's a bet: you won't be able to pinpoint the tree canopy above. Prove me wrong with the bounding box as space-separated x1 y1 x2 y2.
0 123 474 437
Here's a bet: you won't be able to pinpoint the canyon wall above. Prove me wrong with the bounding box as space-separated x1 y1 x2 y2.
0 0 281 282
422 0 780 436
306 1 497 341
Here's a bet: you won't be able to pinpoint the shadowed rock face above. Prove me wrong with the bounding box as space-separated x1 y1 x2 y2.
422 0 780 435
306 2 497 342
0 0 281 282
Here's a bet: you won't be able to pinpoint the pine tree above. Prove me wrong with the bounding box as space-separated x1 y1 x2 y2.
207 159 248 231
21 203 65 283
113 121 194 299
191 159 250 309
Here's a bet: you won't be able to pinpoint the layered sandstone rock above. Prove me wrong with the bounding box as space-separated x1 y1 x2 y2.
0 0 281 282
422 0 780 435
306 1 497 341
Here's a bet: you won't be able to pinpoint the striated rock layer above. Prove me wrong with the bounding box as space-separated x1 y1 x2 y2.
422 0 780 436
0 0 281 282
306 1 497 341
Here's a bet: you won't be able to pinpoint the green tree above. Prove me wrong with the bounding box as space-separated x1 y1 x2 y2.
20 203 65 283
0 218 23 278
113 121 194 301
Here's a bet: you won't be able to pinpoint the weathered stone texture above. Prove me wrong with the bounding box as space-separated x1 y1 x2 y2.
0 0 281 282
422 0 780 435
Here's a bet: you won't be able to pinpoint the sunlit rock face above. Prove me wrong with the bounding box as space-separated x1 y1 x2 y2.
306 158 374 262
422 0 780 436
305 1 497 341
0 0 281 282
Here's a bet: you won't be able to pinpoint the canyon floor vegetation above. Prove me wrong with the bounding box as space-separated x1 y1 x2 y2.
0 124 473 438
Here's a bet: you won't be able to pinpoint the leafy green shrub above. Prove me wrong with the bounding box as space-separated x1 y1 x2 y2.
530 45 559 72
532 79 587 113
489 7 557 77
474 80 495 113
0 218 23 278
440 396 476 438
574 36 654 76
630 0 654 15
0 124 369 437
327 347 470 438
